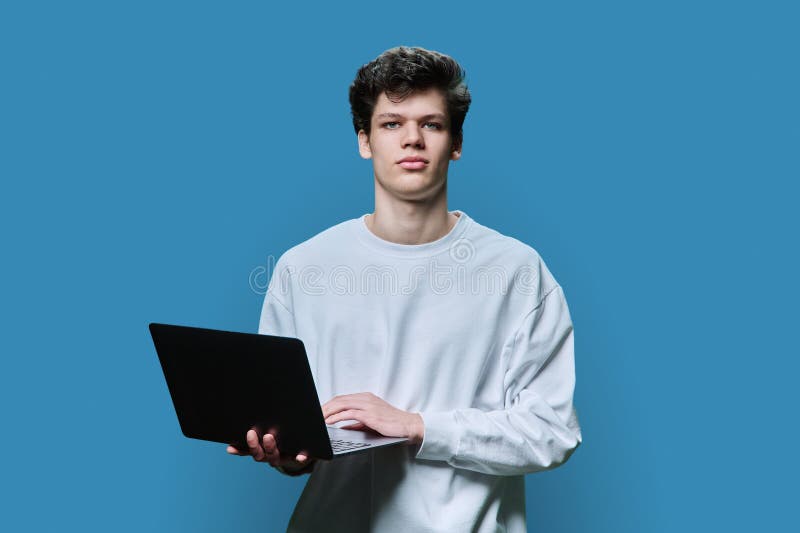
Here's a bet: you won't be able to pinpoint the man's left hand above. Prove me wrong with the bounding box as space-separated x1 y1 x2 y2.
322 392 425 445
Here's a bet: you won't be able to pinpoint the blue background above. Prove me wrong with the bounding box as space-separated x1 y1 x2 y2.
2 1 797 531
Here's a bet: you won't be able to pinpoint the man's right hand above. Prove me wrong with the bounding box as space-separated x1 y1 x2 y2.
227 429 314 474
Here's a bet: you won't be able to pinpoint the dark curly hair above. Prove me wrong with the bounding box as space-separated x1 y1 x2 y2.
349 46 471 144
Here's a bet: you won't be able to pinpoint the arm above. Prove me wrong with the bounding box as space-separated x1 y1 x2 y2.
415 285 581 476
323 285 582 476
227 258 317 476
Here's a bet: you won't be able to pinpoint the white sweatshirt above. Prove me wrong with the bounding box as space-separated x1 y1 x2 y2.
259 210 581 532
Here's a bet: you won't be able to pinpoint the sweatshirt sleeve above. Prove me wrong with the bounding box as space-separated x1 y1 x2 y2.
258 254 297 338
415 284 582 476
256 255 315 476
258 288 296 338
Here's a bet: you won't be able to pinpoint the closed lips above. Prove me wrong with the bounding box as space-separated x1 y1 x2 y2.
398 157 428 169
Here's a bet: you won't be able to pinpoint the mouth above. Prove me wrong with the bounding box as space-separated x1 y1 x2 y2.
397 156 429 170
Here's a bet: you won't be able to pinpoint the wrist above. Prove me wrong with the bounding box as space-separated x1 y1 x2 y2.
409 413 425 445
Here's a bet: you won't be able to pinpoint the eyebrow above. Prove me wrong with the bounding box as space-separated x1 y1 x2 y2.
375 112 448 121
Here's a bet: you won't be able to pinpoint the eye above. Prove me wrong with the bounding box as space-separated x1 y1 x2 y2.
382 121 400 129
423 122 443 130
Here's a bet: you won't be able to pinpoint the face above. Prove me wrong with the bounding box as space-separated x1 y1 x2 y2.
358 87 462 203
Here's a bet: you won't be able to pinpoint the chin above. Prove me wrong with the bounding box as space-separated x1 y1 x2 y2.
391 185 444 202
376 172 446 201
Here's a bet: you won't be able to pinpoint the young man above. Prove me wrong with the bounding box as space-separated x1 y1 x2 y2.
229 46 582 532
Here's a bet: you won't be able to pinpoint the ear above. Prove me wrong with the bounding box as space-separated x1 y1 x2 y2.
450 134 463 161
357 130 372 159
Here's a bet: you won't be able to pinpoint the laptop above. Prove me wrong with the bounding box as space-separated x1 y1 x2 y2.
149 323 408 459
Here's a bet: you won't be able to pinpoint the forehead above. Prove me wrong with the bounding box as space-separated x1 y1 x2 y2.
372 87 449 120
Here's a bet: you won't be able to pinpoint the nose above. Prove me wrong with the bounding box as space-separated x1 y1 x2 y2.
402 122 425 149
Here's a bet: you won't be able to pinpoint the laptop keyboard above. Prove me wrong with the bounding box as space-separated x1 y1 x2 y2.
330 439 371 453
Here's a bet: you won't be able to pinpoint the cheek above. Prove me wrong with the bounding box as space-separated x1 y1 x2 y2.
372 145 393 165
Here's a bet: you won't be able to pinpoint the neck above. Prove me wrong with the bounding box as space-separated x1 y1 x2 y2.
367 183 458 245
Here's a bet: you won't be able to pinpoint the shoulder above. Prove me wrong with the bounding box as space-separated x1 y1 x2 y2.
274 217 361 271
467 218 542 263
464 215 561 306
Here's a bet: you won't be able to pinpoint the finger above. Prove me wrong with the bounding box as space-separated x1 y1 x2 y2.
227 445 248 455
322 395 366 418
340 422 367 431
262 433 280 455
325 409 364 426
247 429 265 461
263 434 281 466
321 400 340 418
295 453 308 463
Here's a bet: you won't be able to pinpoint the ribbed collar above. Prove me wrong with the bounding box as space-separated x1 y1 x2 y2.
352 210 473 259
